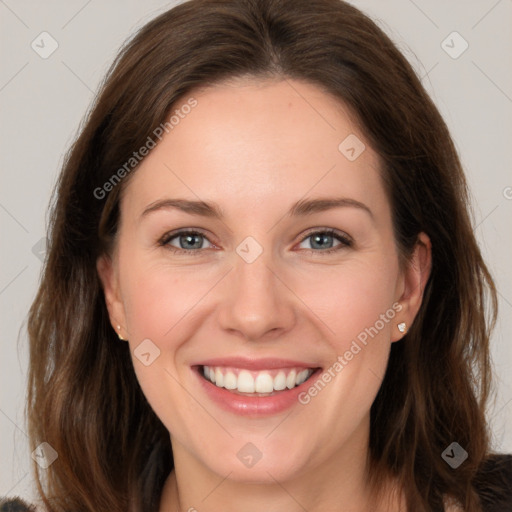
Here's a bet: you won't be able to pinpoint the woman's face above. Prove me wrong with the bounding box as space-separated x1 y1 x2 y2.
98 78 429 483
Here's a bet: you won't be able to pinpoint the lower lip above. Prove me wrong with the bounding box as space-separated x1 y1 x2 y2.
194 367 322 417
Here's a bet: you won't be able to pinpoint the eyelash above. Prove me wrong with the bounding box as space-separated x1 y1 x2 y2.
158 228 353 256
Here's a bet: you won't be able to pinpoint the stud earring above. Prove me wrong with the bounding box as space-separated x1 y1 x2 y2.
397 322 407 334
116 325 125 341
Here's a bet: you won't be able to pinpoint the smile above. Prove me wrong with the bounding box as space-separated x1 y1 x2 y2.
193 358 322 416
202 365 315 395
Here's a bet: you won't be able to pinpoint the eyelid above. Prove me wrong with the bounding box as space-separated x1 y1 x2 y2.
158 227 353 254
298 227 353 245
295 227 353 254
158 227 216 249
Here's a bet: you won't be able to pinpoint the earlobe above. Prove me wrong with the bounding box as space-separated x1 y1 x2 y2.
393 232 432 341
397 322 407 334
96 254 128 340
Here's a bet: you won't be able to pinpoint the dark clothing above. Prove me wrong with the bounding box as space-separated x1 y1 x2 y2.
1 454 511 511
473 454 512 512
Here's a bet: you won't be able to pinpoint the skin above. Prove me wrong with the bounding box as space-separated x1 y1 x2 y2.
97 78 432 512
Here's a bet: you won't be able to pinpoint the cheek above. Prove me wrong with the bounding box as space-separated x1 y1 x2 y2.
119 262 209 429
292 257 400 351
121 248 400 350
121 260 203 342
287 261 400 454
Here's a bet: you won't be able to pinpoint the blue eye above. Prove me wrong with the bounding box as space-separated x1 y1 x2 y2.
158 228 352 255
297 228 352 254
160 230 213 255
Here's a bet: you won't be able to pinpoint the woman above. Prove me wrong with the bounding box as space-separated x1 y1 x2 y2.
3 0 511 510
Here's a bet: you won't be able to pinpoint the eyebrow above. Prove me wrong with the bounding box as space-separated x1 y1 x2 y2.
140 196 374 221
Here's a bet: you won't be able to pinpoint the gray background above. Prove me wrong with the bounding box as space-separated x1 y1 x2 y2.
1 0 511 502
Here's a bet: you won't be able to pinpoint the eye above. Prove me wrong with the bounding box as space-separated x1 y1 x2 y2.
296 228 352 254
158 228 353 256
159 229 214 255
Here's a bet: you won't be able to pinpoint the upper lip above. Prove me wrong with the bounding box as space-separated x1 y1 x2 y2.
193 357 320 371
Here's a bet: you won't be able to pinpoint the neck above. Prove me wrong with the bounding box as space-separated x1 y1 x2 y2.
159 416 403 512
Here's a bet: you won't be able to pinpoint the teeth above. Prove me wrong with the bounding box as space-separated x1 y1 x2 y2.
286 370 297 389
202 365 314 394
296 369 309 385
238 370 255 392
224 371 237 390
273 371 287 391
255 372 274 393
215 368 224 387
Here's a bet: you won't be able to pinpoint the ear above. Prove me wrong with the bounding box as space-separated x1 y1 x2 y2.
392 232 432 342
96 253 128 341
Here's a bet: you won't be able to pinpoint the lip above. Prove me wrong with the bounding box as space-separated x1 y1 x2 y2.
192 358 322 417
193 357 316 371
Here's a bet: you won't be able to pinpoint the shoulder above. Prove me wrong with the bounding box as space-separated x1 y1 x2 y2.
473 453 512 512
2 456 511 512
442 454 512 512
0 497 38 511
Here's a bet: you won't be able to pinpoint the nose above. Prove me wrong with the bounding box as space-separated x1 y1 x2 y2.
217 250 296 342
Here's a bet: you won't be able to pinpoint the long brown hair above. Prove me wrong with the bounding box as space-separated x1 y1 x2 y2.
26 0 500 510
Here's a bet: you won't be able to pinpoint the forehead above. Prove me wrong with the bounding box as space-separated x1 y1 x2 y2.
122 78 388 222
